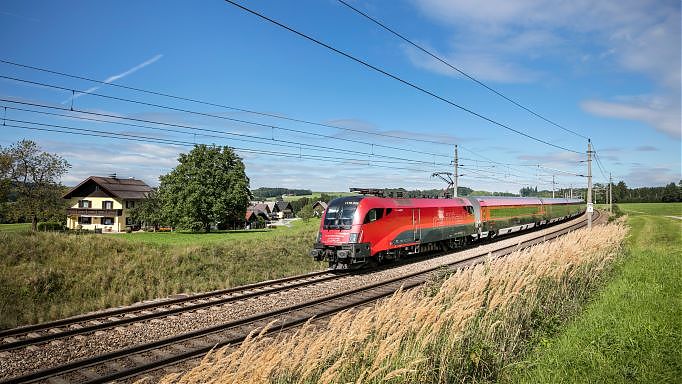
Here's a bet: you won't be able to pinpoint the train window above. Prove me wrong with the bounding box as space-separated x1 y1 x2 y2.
385 208 392 216
363 208 384 224
464 206 474 215
324 203 357 229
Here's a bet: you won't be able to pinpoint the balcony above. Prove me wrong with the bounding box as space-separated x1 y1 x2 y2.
66 208 123 217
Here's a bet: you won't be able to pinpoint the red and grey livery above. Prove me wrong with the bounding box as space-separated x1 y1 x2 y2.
310 195 585 269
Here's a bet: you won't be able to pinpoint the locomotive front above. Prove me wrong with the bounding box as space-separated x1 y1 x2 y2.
310 196 372 269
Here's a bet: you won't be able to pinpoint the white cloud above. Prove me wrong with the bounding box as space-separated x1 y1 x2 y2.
581 97 681 138
410 0 680 89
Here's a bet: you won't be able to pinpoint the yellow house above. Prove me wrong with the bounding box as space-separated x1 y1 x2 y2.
63 176 152 232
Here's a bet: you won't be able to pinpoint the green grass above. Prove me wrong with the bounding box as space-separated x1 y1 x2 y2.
0 218 325 329
114 219 318 246
0 223 31 232
504 203 681 383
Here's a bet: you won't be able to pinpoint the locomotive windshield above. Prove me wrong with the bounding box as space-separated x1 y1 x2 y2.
323 196 363 230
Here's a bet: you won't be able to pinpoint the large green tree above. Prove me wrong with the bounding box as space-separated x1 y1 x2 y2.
159 145 251 232
0 140 70 230
129 188 164 230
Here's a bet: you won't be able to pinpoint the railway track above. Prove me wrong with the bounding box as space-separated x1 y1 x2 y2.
1 211 603 384
0 270 341 351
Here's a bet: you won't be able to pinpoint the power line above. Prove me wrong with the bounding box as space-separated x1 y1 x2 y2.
336 0 589 141
0 58 454 147
458 145 584 177
1 102 452 167
3 120 446 174
0 75 454 159
223 0 582 154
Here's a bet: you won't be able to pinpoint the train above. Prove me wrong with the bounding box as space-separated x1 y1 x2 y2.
310 195 585 269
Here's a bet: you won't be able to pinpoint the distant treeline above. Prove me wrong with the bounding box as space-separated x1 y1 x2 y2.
520 181 682 203
251 187 313 200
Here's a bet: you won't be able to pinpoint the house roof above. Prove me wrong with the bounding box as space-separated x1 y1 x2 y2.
266 202 278 212
245 208 269 221
275 201 292 211
63 176 153 200
312 201 328 210
252 203 271 213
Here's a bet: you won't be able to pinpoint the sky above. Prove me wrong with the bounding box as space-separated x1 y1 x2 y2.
0 0 680 195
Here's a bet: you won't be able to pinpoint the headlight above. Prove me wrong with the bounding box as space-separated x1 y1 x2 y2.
348 233 358 243
316 232 322 243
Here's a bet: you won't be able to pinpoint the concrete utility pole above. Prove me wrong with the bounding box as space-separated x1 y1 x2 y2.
552 175 555 198
453 144 458 198
587 139 593 229
609 172 613 213
570 184 573 199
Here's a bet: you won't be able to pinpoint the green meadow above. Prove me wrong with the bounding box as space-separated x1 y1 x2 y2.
505 202 681 383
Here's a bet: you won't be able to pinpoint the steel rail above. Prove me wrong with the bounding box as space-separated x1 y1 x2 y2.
2 211 602 384
0 270 340 350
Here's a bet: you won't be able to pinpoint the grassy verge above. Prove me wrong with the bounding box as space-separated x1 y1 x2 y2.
161 222 628 384
502 203 681 383
0 219 324 329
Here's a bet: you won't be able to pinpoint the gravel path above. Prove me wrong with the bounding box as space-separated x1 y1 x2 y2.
0 215 588 380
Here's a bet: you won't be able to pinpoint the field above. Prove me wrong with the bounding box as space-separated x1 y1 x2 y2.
504 202 681 383
0 219 324 329
113 222 316 246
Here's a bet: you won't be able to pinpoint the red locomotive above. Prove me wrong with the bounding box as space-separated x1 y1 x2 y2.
310 195 585 269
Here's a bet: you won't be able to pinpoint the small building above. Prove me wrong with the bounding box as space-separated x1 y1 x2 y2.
265 202 279 220
245 208 269 229
312 201 328 217
275 201 293 219
63 176 152 232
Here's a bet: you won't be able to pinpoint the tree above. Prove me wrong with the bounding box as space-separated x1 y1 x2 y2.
159 145 251 232
129 188 164 230
662 182 681 202
0 140 70 231
297 204 314 221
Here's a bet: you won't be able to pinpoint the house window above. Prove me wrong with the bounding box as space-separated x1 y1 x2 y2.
102 201 113 210
126 200 135 209
78 216 92 225
78 200 92 208
102 217 114 225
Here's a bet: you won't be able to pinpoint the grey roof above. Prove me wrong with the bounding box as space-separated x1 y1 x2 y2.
312 201 328 209
252 203 271 213
63 176 152 200
275 201 292 211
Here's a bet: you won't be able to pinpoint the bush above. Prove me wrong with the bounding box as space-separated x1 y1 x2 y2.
37 222 63 232
125 227 133 233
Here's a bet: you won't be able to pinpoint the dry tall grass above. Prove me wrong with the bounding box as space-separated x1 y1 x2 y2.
159 222 627 384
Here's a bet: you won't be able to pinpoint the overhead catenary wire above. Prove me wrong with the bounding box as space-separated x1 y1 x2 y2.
222 0 583 155
2 120 446 174
336 0 589 141
0 75 455 160
458 145 585 177
0 58 454 147
0 104 453 168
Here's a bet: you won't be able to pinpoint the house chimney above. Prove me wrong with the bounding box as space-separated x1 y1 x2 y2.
108 173 117 179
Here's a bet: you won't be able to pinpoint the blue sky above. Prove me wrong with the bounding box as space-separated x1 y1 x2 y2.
1 0 680 194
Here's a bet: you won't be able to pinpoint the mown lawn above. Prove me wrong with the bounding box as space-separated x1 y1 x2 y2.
503 203 681 383
114 219 319 246
0 223 31 232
